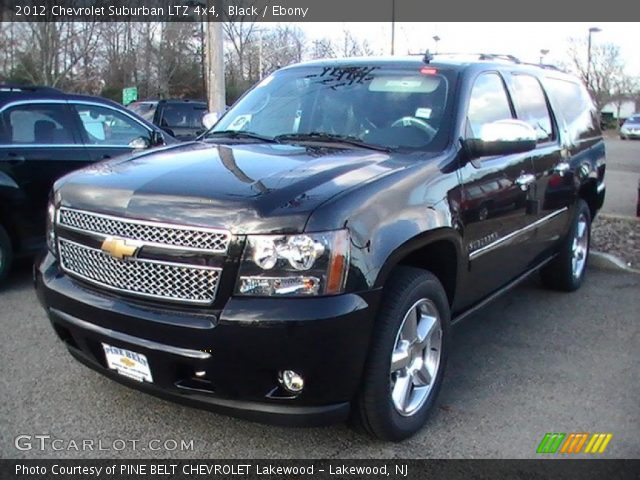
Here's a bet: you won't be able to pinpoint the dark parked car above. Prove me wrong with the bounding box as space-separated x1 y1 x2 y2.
36 55 605 441
128 99 208 141
0 85 175 282
619 114 640 139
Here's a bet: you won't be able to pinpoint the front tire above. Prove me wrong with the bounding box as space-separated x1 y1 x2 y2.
354 267 450 441
0 224 13 284
540 199 591 291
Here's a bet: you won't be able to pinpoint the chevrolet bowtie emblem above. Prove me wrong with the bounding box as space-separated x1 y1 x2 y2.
101 237 142 260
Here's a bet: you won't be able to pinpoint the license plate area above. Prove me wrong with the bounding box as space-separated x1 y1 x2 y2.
102 343 153 383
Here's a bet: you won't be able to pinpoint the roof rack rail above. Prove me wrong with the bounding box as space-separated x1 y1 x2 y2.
0 84 62 93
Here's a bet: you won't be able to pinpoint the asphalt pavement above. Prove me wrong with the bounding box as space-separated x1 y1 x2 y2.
601 137 640 217
1 260 638 459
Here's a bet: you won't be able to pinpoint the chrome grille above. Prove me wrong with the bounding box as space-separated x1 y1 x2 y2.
59 239 221 304
58 208 230 253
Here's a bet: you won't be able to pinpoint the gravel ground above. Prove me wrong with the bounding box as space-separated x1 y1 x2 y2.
592 214 640 270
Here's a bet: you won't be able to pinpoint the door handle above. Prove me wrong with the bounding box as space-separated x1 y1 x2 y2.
101 154 111 159
554 162 571 176
515 173 536 191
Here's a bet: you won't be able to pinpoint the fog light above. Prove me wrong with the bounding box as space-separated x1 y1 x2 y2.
279 370 304 393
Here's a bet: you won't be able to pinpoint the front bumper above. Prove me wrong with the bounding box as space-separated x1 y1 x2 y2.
35 252 380 426
621 130 640 138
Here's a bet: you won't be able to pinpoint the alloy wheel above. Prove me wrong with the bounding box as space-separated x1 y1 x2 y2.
389 298 443 416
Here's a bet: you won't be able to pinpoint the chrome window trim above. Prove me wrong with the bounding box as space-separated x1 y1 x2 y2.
0 144 132 149
469 207 568 260
57 207 231 254
58 237 222 306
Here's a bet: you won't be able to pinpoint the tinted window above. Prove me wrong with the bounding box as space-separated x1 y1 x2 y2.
211 66 452 150
544 77 599 140
467 73 513 137
0 104 76 145
73 104 149 146
159 104 207 128
510 74 554 142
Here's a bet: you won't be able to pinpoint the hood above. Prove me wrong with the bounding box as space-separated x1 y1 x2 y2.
55 141 404 234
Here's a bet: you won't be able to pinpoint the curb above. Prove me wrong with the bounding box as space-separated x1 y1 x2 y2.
597 213 640 222
590 251 640 274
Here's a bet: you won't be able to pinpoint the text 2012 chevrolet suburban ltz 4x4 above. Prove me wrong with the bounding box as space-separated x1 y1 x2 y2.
36 55 605 441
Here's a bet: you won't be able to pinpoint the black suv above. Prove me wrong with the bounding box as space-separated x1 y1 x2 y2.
36 55 606 441
0 85 175 282
128 99 208 141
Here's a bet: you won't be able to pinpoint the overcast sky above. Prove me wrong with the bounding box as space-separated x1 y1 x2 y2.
299 22 640 76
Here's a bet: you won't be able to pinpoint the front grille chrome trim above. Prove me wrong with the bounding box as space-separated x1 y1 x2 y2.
58 238 222 305
58 207 231 254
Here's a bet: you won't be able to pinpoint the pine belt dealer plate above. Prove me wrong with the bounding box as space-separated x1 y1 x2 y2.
102 343 153 383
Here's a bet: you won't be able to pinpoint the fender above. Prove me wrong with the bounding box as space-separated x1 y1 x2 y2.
373 225 465 291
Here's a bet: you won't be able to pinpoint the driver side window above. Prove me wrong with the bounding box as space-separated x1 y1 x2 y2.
72 104 149 146
467 73 513 138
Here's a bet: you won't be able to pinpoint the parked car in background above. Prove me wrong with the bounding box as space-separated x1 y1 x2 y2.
620 114 640 139
128 99 208 141
0 84 176 282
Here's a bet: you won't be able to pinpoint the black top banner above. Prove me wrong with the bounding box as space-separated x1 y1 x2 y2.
1 0 639 22
2 459 640 480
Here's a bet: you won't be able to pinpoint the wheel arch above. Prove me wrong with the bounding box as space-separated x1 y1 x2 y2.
374 228 464 307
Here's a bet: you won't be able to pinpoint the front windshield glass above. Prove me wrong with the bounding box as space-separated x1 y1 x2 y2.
209 65 451 150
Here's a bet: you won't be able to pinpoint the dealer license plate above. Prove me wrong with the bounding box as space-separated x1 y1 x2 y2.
102 343 153 383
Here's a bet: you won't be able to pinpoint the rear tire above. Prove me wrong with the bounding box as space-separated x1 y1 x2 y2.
354 267 450 441
0 224 13 284
540 199 591 292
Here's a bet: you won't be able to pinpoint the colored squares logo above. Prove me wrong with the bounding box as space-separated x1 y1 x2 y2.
537 433 612 454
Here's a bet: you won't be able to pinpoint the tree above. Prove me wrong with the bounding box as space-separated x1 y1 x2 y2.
309 30 374 60
566 38 633 111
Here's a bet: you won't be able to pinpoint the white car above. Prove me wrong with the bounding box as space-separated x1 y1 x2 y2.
620 114 640 139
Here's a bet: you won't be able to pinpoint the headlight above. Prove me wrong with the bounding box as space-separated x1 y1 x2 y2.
237 230 349 296
46 200 57 255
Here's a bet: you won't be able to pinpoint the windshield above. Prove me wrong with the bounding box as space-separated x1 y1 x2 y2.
209 65 452 150
128 102 156 122
160 103 207 129
625 115 640 124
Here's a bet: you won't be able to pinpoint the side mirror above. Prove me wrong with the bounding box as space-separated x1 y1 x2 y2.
150 130 165 146
464 119 537 160
128 136 150 150
202 112 220 130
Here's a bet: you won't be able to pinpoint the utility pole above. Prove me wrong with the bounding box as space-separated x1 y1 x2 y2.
390 0 396 55
586 27 602 87
206 0 226 113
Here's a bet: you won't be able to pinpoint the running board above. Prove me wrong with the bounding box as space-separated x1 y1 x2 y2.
452 255 556 326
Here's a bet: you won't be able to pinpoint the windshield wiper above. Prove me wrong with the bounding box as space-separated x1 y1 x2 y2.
204 130 278 143
275 132 390 152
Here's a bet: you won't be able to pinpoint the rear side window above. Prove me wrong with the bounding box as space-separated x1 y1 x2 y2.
510 74 554 142
467 73 513 137
544 77 599 141
0 104 76 145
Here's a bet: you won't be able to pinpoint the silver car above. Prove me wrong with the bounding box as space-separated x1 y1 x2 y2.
620 114 640 139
